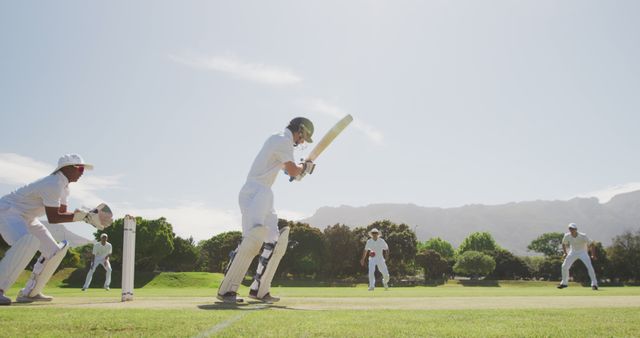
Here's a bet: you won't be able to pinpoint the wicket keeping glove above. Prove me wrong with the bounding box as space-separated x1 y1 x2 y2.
73 203 114 230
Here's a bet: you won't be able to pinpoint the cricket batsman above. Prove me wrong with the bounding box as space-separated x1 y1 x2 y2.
360 228 390 291
557 223 599 290
82 233 113 291
217 117 315 303
0 154 113 305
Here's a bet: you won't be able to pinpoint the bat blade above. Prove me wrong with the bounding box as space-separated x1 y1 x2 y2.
306 114 353 162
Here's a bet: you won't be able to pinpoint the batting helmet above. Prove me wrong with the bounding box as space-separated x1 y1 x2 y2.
288 117 314 143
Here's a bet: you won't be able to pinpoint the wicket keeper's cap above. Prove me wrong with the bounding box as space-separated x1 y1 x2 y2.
568 223 578 230
289 117 314 143
369 228 381 236
52 154 94 174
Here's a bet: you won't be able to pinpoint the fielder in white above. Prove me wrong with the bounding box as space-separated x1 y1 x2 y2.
360 228 390 291
0 154 112 305
82 233 113 291
557 223 599 290
217 117 316 303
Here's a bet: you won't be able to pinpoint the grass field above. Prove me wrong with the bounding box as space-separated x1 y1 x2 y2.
1 271 639 337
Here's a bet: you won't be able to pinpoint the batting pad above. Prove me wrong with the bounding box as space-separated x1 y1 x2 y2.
0 235 39 291
218 225 266 295
23 241 69 296
257 226 290 298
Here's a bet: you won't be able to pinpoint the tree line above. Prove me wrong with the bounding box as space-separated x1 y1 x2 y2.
2 216 638 285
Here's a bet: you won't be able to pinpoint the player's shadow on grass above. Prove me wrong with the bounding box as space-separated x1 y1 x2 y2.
197 301 291 311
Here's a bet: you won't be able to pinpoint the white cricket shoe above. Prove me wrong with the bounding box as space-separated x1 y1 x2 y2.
16 290 53 303
368 287 374 291
216 292 243 304
248 289 280 303
105 287 110 291
0 291 11 306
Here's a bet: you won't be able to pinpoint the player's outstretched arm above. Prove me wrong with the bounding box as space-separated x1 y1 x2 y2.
45 206 75 224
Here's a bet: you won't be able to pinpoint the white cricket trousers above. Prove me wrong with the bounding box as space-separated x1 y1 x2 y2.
83 258 112 289
0 207 61 290
238 181 279 243
561 251 598 287
368 256 390 288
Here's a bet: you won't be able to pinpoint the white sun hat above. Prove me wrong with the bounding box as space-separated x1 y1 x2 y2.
52 154 94 174
368 228 381 237
568 223 578 230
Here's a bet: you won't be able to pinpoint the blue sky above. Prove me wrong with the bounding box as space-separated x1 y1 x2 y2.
1 1 639 241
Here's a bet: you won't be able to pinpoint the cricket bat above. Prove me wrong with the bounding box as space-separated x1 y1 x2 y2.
289 114 353 181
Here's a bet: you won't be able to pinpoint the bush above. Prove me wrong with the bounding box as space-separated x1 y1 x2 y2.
453 250 496 279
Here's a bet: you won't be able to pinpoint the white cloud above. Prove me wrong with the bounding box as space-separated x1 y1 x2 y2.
170 53 302 86
0 152 121 208
278 209 310 222
577 183 640 204
0 153 52 184
302 98 384 144
117 202 241 242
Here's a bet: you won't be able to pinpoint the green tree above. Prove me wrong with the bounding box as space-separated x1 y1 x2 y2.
159 236 199 272
486 249 531 280
607 230 640 282
60 247 84 270
100 217 175 271
355 220 418 276
323 224 361 278
536 257 562 281
198 231 242 272
419 237 455 259
457 232 500 255
453 250 496 279
528 232 564 257
278 220 325 278
415 249 449 283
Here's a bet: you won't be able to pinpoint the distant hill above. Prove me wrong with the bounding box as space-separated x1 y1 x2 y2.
42 221 93 248
303 191 640 255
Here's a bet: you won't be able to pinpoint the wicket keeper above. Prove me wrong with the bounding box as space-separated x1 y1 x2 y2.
0 154 112 305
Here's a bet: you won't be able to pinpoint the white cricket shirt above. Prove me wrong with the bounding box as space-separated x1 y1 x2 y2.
365 238 389 257
562 232 592 253
245 128 295 187
92 242 113 259
0 172 69 221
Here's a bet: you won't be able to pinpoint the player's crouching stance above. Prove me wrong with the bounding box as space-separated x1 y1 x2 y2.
217 117 315 304
0 154 113 305
557 223 599 290
82 233 113 291
360 228 390 291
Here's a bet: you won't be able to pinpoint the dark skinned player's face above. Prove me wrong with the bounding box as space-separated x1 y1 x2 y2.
60 165 84 182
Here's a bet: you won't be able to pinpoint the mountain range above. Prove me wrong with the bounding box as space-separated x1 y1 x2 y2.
43 221 93 248
303 191 640 255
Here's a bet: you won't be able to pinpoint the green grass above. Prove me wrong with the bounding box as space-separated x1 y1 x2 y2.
0 307 236 337
219 308 640 338
1 306 639 337
3 271 640 337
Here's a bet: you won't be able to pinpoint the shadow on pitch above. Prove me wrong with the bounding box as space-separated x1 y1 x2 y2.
197 300 293 311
